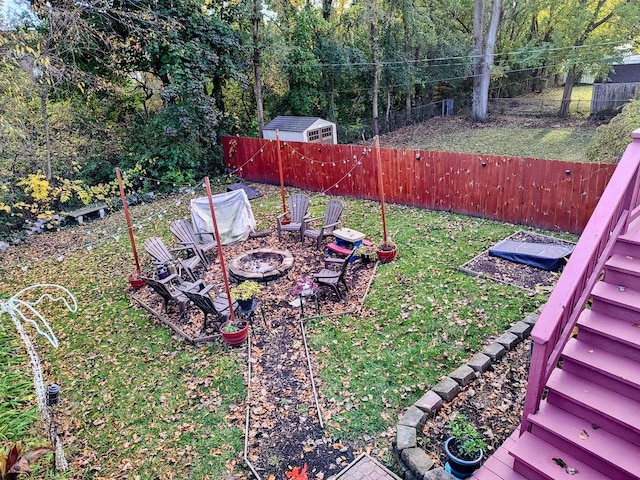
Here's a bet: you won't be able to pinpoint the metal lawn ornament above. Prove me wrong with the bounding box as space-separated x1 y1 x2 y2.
0 283 77 471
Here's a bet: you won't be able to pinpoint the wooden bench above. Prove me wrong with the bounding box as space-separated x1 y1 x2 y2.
67 204 107 225
327 239 374 262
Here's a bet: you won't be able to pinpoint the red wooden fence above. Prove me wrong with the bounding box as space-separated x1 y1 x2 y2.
223 136 616 233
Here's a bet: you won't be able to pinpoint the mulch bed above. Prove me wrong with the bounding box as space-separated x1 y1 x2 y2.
460 230 575 292
418 339 532 468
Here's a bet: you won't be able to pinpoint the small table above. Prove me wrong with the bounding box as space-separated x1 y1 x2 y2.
333 228 366 247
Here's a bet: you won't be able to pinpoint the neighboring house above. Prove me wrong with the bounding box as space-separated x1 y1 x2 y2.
262 116 337 144
591 63 640 114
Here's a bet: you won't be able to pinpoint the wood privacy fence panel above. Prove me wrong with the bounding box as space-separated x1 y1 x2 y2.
223 136 616 233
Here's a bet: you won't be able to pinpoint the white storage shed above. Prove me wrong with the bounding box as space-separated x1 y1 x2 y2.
262 116 337 144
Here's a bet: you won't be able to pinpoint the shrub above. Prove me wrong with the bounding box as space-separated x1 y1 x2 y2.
586 99 640 164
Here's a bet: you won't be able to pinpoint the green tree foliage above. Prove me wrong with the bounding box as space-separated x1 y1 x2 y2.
586 100 640 164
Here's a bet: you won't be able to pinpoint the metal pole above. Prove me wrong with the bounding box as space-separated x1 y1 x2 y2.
375 135 388 243
203 177 235 323
115 168 141 276
276 129 286 213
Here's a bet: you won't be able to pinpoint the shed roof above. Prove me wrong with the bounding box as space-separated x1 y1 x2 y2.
601 64 640 84
263 116 329 132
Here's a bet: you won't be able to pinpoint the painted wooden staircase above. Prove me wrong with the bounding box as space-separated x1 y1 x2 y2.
474 130 640 480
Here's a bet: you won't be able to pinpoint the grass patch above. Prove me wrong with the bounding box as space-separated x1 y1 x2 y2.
414 127 594 161
0 185 569 477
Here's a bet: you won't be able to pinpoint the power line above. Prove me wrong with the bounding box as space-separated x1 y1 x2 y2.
277 39 632 68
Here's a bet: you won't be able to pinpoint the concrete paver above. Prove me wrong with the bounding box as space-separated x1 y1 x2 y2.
334 453 401 480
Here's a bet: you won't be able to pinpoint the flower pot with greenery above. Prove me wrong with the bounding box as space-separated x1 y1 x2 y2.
230 280 262 310
376 238 397 263
444 414 486 479
357 245 378 265
220 320 249 346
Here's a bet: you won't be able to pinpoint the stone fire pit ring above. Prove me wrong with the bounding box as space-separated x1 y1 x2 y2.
228 248 294 283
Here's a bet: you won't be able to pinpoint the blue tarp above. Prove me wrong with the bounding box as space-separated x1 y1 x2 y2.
488 240 574 271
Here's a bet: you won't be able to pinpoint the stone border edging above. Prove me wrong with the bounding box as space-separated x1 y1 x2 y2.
392 308 543 480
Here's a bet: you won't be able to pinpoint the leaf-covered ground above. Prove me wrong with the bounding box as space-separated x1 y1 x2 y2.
0 181 554 479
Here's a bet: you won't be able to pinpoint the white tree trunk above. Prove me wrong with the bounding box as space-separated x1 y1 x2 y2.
471 0 501 122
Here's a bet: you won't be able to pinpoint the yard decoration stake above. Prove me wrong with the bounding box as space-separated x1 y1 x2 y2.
375 135 388 243
116 167 142 277
277 129 287 213
0 284 78 471
203 177 235 323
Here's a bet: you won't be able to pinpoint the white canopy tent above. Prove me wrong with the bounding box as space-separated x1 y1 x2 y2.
190 189 256 245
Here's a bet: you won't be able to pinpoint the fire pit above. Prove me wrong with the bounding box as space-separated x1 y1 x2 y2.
228 248 294 283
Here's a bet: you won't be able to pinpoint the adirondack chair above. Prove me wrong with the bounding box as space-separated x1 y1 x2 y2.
313 247 357 301
182 284 238 330
276 194 310 242
303 200 344 250
141 274 200 318
143 237 201 282
169 219 217 266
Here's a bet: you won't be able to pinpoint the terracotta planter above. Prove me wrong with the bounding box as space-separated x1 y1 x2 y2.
220 321 249 347
376 246 397 263
444 437 483 479
128 273 146 290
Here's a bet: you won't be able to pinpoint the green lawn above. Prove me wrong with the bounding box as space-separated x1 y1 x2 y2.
1 185 570 478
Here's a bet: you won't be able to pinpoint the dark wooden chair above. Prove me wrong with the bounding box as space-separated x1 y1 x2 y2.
143 237 201 282
303 200 344 249
170 219 217 266
141 275 201 318
313 247 357 301
182 284 238 330
276 194 310 242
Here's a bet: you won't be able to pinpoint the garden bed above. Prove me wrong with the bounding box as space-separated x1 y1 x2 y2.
459 230 576 293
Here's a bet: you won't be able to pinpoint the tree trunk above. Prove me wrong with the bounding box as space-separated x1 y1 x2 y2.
471 0 501 122
559 68 578 117
385 89 391 131
370 20 380 138
322 0 332 21
40 88 52 181
471 0 484 121
252 0 264 136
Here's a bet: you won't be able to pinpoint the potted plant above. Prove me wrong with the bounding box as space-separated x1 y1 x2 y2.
230 280 262 310
356 245 378 265
444 414 486 479
220 320 249 347
376 237 397 263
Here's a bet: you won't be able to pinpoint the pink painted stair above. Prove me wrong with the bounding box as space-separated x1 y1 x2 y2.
544 368 640 446
589 280 640 323
526 402 638 480
508 248 640 478
602 253 640 286
576 309 640 362
561 336 640 400
510 431 611 480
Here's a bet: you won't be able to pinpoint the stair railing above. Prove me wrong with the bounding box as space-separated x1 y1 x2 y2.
521 129 640 435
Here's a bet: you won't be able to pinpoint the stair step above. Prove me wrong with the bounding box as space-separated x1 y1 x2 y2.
546 369 640 446
577 309 640 362
604 253 640 287
561 337 640 400
590 281 640 322
614 233 640 258
510 431 611 480
527 402 638 479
